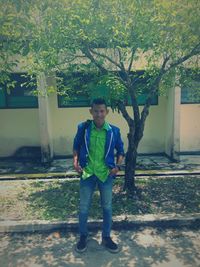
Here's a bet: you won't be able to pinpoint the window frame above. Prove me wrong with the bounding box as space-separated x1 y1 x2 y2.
0 72 38 109
57 71 159 108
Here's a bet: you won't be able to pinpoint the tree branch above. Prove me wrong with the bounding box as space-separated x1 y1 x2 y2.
117 100 133 126
116 72 140 129
167 42 200 71
129 86 140 125
140 43 200 139
140 61 167 136
81 47 108 74
117 47 126 72
140 42 200 129
121 71 141 127
89 48 122 70
128 48 137 73
162 55 171 71
58 54 87 66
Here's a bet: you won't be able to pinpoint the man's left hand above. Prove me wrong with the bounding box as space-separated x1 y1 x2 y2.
109 167 120 176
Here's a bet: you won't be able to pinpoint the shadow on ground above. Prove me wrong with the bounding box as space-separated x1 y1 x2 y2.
0 227 200 267
24 176 200 220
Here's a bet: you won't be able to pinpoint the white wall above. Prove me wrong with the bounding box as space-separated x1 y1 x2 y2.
48 93 167 156
0 93 199 157
180 104 200 151
0 109 40 156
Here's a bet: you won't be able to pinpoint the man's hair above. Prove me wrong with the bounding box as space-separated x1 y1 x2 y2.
91 98 107 108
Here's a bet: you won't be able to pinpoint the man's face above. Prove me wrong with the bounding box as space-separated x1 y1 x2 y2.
89 104 109 124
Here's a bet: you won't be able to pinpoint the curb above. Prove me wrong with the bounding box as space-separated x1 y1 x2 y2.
0 213 200 233
0 170 200 181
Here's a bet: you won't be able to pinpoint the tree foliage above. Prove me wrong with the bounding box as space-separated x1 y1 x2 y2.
1 0 200 192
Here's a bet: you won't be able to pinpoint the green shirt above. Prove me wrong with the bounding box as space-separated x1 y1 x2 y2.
81 120 110 182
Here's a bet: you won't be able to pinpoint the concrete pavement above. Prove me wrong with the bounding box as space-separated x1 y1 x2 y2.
0 227 200 267
0 213 200 233
0 155 200 176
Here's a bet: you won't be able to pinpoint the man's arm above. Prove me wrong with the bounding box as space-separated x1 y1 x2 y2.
109 154 124 175
116 155 124 166
115 128 125 159
109 128 125 175
72 123 83 173
73 150 83 173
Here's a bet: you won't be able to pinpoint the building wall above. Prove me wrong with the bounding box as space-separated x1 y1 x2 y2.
180 103 200 152
0 109 40 157
0 93 199 157
1 53 199 158
48 93 167 156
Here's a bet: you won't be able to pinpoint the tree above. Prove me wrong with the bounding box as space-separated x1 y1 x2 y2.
1 0 200 195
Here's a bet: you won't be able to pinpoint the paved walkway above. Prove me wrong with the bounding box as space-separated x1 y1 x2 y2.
0 227 200 267
0 155 200 267
0 155 200 175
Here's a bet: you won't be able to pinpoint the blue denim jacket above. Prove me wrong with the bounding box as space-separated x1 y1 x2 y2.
73 121 125 177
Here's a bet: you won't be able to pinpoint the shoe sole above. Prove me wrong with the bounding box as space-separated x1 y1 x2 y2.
75 246 87 253
75 241 88 253
101 242 120 253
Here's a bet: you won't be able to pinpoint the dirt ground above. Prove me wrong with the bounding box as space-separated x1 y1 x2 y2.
0 227 200 267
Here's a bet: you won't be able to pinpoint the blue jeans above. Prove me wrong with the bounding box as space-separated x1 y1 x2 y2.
78 174 114 238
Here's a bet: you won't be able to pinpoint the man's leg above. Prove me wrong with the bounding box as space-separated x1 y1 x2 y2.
97 174 114 238
98 175 119 253
76 174 97 252
78 174 96 237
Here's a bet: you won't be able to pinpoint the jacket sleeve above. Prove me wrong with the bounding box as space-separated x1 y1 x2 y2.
73 123 83 152
115 128 125 157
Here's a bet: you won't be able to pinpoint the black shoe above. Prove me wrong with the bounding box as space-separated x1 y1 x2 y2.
75 235 88 253
101 236 120 253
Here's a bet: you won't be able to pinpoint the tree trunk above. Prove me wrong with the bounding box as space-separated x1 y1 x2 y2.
123 128 139 196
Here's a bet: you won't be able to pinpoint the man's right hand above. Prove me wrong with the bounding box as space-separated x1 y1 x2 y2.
73 150 83 174
73 162 83 173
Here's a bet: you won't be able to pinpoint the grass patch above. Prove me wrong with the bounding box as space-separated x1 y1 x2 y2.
0 176 200 221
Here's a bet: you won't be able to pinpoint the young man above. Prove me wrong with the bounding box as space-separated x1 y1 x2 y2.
73 98 125 253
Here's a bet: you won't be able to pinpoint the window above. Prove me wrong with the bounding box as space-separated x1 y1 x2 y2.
125 71 158 106
0 73 38 109
181 70 200 104
57 72 91 107
181 82 200 104
57 71 158 107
